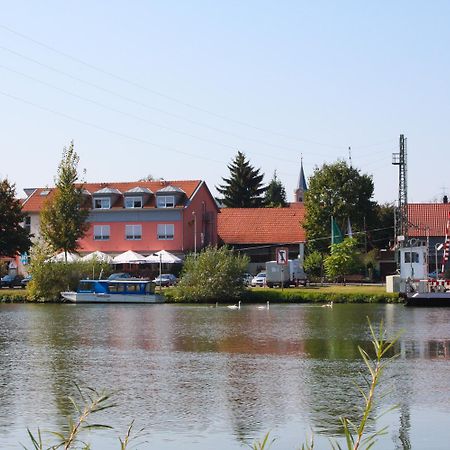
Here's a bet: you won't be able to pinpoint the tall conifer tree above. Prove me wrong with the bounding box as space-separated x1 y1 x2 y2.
216 151 266 207
264 171 287 207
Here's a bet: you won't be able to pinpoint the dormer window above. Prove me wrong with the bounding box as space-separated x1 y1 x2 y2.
125 196 143 209
93 197 111 209
157 195 175 208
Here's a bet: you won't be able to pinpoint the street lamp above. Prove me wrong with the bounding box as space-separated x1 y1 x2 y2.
192 211 197 256
435 243 444 279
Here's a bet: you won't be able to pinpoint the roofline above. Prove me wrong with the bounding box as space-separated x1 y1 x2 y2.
21 188 38 207
188 180 220 211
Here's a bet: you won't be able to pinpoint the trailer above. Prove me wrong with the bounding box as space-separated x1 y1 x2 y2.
265 259 307 288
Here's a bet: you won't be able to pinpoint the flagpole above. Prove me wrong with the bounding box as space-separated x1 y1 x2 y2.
331 215 334 245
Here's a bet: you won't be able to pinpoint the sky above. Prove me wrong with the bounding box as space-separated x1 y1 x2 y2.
1 1 449 204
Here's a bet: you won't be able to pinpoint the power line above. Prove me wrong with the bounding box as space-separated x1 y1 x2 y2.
0 23 395 152
0 89 225 164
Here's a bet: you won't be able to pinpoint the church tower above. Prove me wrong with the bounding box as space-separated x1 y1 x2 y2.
294 157 307 203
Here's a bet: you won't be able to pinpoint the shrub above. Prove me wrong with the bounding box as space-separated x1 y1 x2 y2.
28 243 111 301
173 246 249 302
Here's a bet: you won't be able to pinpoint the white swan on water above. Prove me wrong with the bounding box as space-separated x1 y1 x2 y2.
257 301 270 310
227 301 241 310
321 301 333 308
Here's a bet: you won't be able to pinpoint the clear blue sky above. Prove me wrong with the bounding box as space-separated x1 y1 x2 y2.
1 1 449 204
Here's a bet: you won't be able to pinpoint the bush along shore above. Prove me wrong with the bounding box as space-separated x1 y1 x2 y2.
0 289 30 303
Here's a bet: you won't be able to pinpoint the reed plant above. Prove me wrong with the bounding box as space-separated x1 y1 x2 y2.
252 319 400 450
24 384 144 450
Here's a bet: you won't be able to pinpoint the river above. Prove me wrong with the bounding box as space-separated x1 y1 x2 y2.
0 302 449 449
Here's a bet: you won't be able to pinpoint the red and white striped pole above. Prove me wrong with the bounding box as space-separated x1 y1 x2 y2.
441 211 450 275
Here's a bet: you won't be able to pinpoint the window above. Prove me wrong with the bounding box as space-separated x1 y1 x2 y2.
93 197 111 209
24 216 31 233
94 225 110 240
157 224 174 240
157 195 175 208
125 196 143 208
404 252 419 263
126 224 142 240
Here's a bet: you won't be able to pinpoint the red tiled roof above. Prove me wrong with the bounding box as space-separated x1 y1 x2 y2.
218 204 306 244
22 180 202 212
408 203 450 237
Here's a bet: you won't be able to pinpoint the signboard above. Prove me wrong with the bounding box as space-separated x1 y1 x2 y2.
276 247 289 266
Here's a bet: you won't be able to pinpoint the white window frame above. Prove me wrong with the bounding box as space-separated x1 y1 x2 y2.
124 196 143 209
157 195 175 208
157 224 174 240
125 224 142 240
94 225 110 240
93 197 111 209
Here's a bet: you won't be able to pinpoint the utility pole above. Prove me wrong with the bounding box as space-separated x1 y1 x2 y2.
392 134 408 246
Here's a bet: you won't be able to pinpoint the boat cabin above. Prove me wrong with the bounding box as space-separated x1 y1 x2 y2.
78 279 155 295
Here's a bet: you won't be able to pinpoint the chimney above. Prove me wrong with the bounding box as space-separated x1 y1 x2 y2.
444 195 448 204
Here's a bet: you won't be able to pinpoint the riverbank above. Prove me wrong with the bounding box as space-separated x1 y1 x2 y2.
167 284 401 304
1 285 401 304
0 288 29 302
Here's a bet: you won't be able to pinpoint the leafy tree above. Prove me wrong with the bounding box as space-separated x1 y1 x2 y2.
304 160 375 253
264 171 287 207
173 246 249 302
324 237 360 281
216 151 266 207
40 141 89 262
0 178 32 257
369 203 395 250
303 250 324 279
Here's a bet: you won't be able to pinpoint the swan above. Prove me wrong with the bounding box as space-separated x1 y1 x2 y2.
321 301 333 308
227 301 241 310
257 301 270 310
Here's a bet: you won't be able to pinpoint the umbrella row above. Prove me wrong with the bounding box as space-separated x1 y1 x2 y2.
47 249 183 264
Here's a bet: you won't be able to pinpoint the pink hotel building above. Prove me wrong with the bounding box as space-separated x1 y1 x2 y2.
21 179 219 258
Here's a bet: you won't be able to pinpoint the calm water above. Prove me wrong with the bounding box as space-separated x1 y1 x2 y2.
0 302 450 449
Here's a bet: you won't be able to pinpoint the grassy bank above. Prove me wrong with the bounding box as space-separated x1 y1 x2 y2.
0 288 30 302
165 284 401 304
1 285 400 304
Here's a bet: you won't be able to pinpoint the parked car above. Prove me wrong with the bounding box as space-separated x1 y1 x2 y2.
251 272 266 287
108 272 132 280
153 274 177 287
21 275 32 287
1 275 24 288
242 272 253 286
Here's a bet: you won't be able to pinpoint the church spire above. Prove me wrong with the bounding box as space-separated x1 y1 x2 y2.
294 156 307 203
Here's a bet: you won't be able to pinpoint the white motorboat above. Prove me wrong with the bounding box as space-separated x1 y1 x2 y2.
61 279 164 304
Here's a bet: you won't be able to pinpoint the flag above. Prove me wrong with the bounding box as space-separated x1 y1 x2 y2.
347 217 353 238
331 217 343 245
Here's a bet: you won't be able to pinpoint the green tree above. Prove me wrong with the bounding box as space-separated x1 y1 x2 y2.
369 203 395 250
216 151 266 207
0 178 32 257
264 171 287 207
304 160 375 253
40 141 89 262
173 246 249 302
324 237 360 281
303 250 323 279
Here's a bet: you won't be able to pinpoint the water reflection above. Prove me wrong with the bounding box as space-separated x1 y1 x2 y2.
1 303 450 449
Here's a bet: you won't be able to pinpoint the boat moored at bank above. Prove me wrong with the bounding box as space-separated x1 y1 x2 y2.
61 279 164 304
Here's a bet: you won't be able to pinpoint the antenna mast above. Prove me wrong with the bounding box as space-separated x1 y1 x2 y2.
392 134 408 246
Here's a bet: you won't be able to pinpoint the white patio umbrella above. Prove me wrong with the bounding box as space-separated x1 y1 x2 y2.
81 251 113 263
47 251 80 263
145 250 183 264
112 250 147 264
